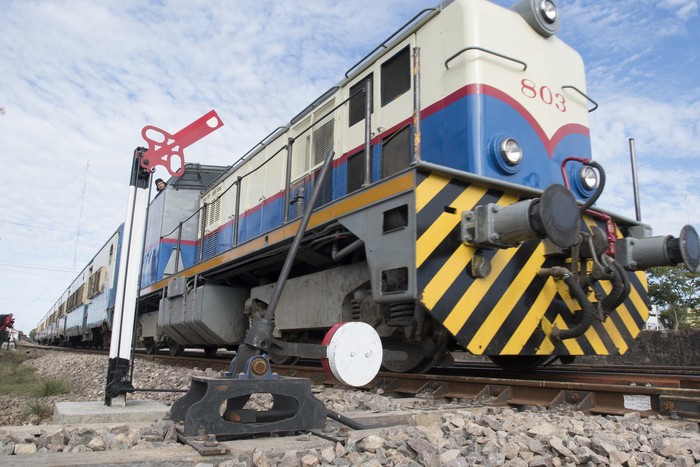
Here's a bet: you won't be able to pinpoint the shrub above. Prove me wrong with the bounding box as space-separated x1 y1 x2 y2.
34 377 72 397
26 400 53 419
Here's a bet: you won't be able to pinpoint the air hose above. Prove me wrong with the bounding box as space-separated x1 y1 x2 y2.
539 267 595 341
601 257 630 312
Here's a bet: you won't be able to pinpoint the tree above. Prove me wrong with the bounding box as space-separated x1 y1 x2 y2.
647 265 700 330
29 329 36 341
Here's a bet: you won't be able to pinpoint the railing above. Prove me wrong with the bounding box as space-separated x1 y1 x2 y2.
445 46 527 71
157 80 374 277
345 8 437 79
562 85 598 112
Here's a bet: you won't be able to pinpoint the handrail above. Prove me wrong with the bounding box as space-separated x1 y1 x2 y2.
166 88 360 248
239 126 288 161
173 222 182 274
284 137 294 222
292 87 359 141
166 77 371 256
291 86 340 124
345 8 437 78
363 78 372 187
234 176 242 245
562 85 598 112
204 90 361 228
161 203 204 238
203 126 288 193
243 144 286 179
445 46 527 70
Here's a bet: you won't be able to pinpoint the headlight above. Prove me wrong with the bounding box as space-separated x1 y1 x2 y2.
511 0 560 37
579 165 599 190
490 135 522 174
539 0 558 24
500 138 523 166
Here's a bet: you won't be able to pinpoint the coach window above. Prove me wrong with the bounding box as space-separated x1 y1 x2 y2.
347 150 365 193
381 126 411 178
348 74 373 127
381 46 410 106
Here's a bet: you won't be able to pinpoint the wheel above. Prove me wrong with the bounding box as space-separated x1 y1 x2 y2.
381 328 450 373
144 340 158 355
488 355 554 372
168 344 184 356
268 353 299 365
203 346 218 357
101 331 110 350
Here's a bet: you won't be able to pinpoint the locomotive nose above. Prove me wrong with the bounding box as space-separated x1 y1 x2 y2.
616 224 700 272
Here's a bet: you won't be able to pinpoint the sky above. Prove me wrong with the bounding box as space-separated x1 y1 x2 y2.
1 0 699 335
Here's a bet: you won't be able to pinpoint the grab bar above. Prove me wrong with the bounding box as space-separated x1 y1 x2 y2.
562 85 598 112
445 46 527 70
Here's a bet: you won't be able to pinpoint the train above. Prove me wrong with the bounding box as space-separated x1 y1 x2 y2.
35 0 700 372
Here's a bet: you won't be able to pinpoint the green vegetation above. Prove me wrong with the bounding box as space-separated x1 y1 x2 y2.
0 351 72 423
26 400 54 419
0 351 42 396
647 265 700 330
34 377 73 397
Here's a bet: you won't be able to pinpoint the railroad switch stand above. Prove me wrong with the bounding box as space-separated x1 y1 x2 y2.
171 149 382 440
170 354 327 439
170 320 383 439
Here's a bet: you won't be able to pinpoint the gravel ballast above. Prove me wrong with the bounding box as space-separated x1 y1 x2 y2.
1 349 699 466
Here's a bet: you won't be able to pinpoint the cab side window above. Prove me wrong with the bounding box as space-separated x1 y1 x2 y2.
381 126 411 178
348 74 373 127
381 46 410 107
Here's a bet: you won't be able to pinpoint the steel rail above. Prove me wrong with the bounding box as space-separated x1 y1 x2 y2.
26 344 700 421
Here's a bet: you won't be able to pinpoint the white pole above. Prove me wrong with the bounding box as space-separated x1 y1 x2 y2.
105 148 151 406
628 138 642 222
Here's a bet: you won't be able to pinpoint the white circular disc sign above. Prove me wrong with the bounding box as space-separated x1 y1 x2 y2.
323 322 383 387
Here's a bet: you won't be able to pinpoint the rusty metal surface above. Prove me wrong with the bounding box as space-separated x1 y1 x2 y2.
176 431 228 456
272 365 700 420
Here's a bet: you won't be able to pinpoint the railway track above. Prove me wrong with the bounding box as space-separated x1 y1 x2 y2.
274 365 700 421
27 344 700 422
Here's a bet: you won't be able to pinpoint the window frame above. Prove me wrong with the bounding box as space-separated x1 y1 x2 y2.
380 45 411 108
348 73 374 127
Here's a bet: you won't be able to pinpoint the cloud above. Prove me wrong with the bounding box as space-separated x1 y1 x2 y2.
1 0 698 333
659 0 698 20
565 0 696 44
0 0 436 332
589 94 700 235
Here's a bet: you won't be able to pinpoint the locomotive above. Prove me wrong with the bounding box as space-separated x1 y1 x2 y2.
35 0 700 372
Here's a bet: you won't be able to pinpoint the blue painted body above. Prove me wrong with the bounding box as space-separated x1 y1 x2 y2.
198 89 592 259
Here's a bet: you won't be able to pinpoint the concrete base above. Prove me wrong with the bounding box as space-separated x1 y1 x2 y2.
53 400 169 425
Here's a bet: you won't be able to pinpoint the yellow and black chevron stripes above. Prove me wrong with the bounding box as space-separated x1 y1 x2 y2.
415 171 650 356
